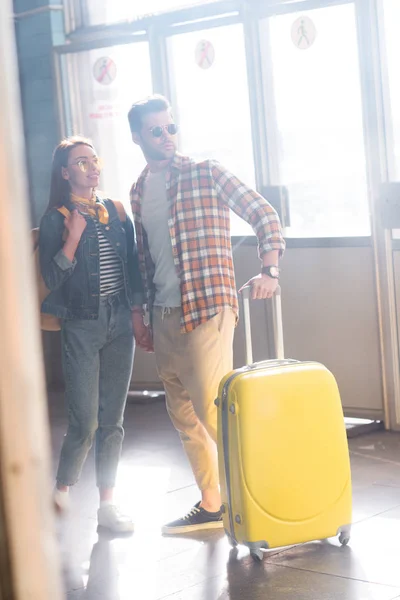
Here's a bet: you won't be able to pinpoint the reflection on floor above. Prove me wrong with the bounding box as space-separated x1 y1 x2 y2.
48 393 400 600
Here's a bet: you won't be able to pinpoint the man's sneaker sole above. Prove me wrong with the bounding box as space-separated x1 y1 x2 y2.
162 520 224 535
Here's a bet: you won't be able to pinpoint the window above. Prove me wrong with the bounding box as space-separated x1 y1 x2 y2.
261 4 370 237
62 43 152 209
168 24 255 235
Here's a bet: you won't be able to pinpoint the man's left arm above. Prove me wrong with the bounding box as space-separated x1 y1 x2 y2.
212 162 285 300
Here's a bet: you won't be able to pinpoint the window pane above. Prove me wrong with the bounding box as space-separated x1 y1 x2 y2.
63 44 152 209
382 1 400 238
84 0 216 27
168 24 255 236
382 0 400 180
263 4 370 237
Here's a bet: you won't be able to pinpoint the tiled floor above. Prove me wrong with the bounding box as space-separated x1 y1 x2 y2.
49 393 400 600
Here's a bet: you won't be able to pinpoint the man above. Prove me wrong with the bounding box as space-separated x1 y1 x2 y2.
128 95 285 535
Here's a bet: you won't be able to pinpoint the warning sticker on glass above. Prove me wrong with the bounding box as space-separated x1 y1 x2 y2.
291 16 317 50
195 40 215 69
93 57 117 85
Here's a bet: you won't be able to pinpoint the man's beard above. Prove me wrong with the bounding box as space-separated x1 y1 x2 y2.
141 137 175 161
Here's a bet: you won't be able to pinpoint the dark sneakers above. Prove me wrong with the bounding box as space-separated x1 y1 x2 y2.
162 501 224 535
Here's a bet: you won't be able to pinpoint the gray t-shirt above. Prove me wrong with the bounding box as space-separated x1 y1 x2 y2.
141 169 181 307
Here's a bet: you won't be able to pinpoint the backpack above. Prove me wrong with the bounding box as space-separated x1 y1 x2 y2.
33 200 127 332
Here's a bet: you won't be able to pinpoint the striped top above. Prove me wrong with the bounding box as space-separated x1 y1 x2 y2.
95 221 124 296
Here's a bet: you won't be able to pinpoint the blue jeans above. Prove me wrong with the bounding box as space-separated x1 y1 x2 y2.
57 292 134 488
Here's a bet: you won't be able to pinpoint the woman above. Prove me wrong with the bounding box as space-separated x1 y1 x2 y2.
39 136 143 533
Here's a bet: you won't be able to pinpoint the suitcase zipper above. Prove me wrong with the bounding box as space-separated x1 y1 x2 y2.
221 373 239 541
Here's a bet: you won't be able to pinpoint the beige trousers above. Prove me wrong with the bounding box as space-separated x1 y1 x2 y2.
152 308 235 491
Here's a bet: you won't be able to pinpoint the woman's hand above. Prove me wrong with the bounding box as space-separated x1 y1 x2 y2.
62 210 87 262
64 209 87 241
132 312 154 352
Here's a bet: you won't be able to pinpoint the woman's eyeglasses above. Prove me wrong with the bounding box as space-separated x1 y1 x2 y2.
70 157 103 173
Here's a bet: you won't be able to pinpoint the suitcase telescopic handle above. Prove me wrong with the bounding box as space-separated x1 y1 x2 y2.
240 285 284 365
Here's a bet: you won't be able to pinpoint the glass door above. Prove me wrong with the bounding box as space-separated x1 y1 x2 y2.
255 1 385 422
378 0 400 429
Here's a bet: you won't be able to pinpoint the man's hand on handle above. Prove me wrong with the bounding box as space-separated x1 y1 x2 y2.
239 274 279 300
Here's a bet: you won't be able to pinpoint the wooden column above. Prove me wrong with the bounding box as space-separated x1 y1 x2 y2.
0 0 63 598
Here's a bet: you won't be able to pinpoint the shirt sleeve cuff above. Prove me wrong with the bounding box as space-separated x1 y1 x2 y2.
53 249 76 271
259 241 286 259
132 292 145 307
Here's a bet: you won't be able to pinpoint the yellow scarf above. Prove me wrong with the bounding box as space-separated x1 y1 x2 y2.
70 193 109 224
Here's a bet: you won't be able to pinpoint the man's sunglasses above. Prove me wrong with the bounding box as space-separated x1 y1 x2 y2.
149 124 179 138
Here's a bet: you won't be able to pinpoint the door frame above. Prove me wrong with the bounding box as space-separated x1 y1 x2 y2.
55 0 398 427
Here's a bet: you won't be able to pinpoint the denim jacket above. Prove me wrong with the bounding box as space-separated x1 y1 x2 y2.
39 198 143 320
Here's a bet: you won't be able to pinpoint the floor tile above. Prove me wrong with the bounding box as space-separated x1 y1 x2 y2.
159 564 400 600
49 394 400 600
265 505 400 588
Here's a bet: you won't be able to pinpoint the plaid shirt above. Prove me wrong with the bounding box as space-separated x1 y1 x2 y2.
130 154 285 333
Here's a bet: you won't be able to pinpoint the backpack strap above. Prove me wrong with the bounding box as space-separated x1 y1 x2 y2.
58 205 70 219
103 198 127 223
111 200 127 222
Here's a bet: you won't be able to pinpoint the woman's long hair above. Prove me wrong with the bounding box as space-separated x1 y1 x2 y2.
46 135 94 212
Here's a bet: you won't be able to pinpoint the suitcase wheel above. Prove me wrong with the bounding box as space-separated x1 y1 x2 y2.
250 549 263 562
339 533 350 546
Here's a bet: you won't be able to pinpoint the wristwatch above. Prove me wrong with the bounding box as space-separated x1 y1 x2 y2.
261 265 280 279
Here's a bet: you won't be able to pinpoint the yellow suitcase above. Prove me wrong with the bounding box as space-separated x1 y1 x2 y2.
216 287 352 561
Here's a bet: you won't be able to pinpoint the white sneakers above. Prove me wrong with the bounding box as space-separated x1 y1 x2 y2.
97 504 134 534
54 489 134 534
53 488 70 513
